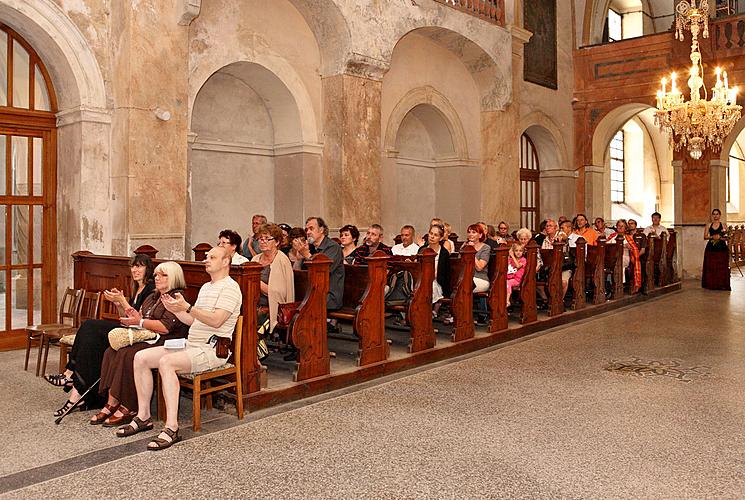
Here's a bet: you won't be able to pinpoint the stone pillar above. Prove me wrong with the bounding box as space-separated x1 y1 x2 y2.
583 165 605 219
540 169 577 219
321 63 384 229
274 144 323 225
710 159 728 221
110 2 190 259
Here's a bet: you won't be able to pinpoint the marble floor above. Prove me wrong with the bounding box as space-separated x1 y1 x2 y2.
1 278 744 499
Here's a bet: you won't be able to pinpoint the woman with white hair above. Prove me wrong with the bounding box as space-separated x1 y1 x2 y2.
90 261 190 427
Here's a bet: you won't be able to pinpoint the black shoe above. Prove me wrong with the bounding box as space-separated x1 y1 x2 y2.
326 323 340 334
283 350 298 362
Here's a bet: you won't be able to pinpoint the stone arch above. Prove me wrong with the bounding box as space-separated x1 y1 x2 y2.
388 26 508 112
591 103 651 167
720 114 745 162
519 112 574 220
582 0 656 46
188 61 321 248
382 87 479 239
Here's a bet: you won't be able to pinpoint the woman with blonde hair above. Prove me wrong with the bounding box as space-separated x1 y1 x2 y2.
442 222 455 254
91 261 189 426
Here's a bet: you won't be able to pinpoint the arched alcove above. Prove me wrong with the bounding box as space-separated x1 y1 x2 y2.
188 62 321 248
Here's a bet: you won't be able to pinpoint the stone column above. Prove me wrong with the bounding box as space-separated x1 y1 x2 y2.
274 144 324 225
583 165 605 219
321 61 385 229
540 169 577 218
110 2 190 259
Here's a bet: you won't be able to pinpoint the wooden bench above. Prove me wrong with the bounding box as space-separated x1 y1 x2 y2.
441 245 476 342
604 234 624 299
664 229 678 284
570 238 587 310
585 237 606 305
485 245 509 333
539 242 566 317
328 251 390 366
387 249 436 353
519 241 539 324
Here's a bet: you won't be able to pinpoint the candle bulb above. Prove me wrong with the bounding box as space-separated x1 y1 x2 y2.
716 67 722 87
662 77 667 95
724 70 729 90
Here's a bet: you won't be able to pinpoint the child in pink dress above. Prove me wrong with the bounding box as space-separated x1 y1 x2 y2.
506 243 527 307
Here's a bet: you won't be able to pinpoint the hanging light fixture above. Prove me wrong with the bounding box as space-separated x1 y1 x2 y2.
654 0 741 160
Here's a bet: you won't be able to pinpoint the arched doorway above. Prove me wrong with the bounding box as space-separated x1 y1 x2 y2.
519 133 540 231
0 23 57 342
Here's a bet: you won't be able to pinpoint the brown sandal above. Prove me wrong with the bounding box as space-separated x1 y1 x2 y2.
90 403 119 425
147 427 181 451
115 416 153 437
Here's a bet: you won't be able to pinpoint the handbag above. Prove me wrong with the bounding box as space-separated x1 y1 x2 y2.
276 301 302 328
108 327 158 351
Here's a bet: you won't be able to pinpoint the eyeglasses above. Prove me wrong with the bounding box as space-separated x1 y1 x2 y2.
154 272 168 278
258 237 275 243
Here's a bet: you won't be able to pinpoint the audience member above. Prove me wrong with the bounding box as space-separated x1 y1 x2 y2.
627 219 646 257
506 243 527 307
644 212 667 238
392 225 420 256
465 224 491 293
218 229 249 265
287 227 307 270
118 246 241 450
241 214 267 258
496 221 514 244
594 217 614 238
339 224 360 264
297 217 344 310
278 223 292 254
93 261 189 426
480 222 499 250
537 219 572 299
559 220 580 248
609 219 641 293
442 222 455 254
573 213 598 245
350 224 392 264
420 224 452 315
47 254 155 415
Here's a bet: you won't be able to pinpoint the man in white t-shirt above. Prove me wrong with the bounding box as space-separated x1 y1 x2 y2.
644 212 668 239
391 225 420 256
118 246 242 450
218 228 249 265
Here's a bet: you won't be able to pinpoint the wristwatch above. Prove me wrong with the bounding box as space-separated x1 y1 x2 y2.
186 304 193 314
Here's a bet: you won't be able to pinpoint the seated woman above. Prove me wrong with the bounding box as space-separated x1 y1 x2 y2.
442 222 456 254
608 219 641 293
48 254 155 416
287 227 308 270
252 223 295 358
339 224 360 264
91 261 190 426
572 213 598 246
537 219 572 301
419 223 451 307
465 223 491 294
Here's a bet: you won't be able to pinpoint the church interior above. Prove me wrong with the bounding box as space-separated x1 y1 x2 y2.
1 0 744 496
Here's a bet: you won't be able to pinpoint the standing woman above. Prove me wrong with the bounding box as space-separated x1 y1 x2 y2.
702 208 731 290
47 254 155 415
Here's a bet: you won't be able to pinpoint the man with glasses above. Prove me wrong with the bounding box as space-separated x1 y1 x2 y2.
218 229 249 265
496 221 514 244
296 216 344 311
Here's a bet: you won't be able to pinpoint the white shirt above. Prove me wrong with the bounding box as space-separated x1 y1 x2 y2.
231 252 249 265
644 224 667 238
565 233 580 248
391 242 420 256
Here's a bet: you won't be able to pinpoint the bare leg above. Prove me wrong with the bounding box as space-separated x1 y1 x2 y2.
131 347 170 422
158 351 193 431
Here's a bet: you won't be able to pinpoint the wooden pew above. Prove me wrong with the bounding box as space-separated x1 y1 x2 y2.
328 251 389 366
539 241 565 317
585 237 606 305
387 249 436 353
571 237 587 310
289 254 331 382
605 234 624 299
664 229 678 284
71 251 262 393
520 241 538 324
193 242 212 261
444 245 476 341
644 233 657 293
657 231 669 286
486 245 508 333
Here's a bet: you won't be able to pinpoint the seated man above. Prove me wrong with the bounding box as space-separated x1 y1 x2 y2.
241 213 267 258
297 216 345 311
350 224 392 264
391 225 419 256
116 246 242 450
479 222 500 249
594 217 614 238
627 219 646 257
218 229 249 265
644 212 667 238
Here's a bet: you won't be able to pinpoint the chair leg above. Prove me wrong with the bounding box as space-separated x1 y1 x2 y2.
235 373 244 421
41 338 52 378
59 344 69 374
193 375 201 432
205 381 213 410
24 333 33 371
35 334 45 377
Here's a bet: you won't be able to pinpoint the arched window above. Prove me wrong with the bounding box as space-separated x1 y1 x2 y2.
603 0 644 42
0 23 57 340
610 130 625 203
520 133 540 231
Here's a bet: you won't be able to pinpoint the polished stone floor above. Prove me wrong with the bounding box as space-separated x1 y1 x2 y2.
1 278 744 499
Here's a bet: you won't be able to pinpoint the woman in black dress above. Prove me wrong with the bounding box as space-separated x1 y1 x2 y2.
46 254 155 416
702 208 731 291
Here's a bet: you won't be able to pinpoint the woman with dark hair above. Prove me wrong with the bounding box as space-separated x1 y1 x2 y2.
573 213 598 245
465 223 491 293
702 208 730 290
287 227 307 270
609 219 641 293
278 223 292 254
46 254 156 416
339 224 360 264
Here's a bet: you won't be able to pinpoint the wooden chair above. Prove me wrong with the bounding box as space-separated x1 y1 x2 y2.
24 288 84 376
40 291 101 376
173 316 244 432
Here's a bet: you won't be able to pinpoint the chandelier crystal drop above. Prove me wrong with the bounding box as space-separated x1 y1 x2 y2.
655 0 741 160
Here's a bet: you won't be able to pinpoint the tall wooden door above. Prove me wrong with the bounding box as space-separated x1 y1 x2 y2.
0 24 58 348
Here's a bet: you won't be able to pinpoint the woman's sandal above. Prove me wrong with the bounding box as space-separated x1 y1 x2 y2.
89 403 119 425
53 399 82 417
147 427 181 451
116 416 153 438
45 373 73 392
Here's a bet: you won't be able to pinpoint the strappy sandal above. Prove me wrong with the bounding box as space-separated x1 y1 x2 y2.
90 403 119 425
147 427 181 451
53 399 81 417
45 373 73 392
116 416 153 437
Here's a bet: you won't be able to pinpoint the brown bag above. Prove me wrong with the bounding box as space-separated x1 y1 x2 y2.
277 301 302 328
215 336 231 359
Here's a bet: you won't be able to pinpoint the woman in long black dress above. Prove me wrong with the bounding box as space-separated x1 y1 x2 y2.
46 254 155 415
702 208 731 291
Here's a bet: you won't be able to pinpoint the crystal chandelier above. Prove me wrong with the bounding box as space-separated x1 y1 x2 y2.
654 0 741 160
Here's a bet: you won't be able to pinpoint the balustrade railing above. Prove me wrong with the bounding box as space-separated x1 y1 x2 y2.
433 0 504 26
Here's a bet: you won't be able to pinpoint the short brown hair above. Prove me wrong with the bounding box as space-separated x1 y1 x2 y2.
256 223 283 243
